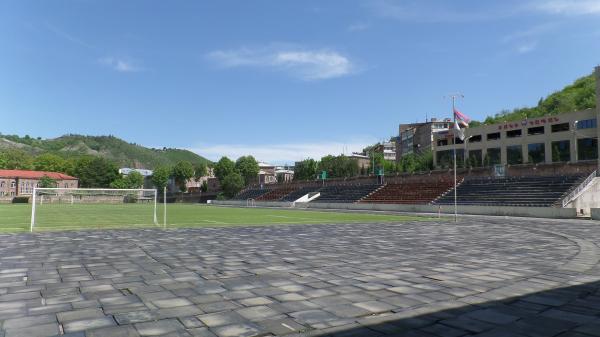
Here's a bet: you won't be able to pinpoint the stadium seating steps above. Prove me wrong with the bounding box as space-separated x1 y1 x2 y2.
232 188 271 200
236 184 379 203
234 175 585 207
256 186 299 201
361 180 456 205
311 184 381 203
280 186 321 202
433 175 585 207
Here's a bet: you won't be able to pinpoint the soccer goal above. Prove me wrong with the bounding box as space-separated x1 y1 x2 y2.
30 188 159 232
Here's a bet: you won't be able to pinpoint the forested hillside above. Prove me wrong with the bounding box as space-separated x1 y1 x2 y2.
0 134 210 169
476 73 596 126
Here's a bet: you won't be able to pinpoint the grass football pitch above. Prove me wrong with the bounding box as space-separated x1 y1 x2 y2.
0 204 429 232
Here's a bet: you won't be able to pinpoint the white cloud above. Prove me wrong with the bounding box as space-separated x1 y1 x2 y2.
45 23 96 50
347 22 370 32
192 138 378 165
533 0 600 15
98 57 143 73
206 45 356 81
501 23 556 43
516 41 538 54
366 0 516 23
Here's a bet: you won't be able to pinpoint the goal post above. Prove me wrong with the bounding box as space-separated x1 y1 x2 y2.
30 188 159 232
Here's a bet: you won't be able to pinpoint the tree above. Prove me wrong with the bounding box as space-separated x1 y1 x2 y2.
38 175 57 188
32 154 67 172
399 154 418 173
109 171 144 189
0 149 33 170
70 156 119 188
479 73 596 125
294 158 318 181
235 156 259 186
194 162 208 181
221 172 244 198
213 157 236 183
152 166 171 191
172 161 195 192
126 171 145 188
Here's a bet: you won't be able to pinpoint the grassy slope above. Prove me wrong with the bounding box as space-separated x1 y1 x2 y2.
0 134 210 169
476 73 596 126
1 204 428 232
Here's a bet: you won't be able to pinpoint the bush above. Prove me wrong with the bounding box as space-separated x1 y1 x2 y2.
12 196 30 203
123 194 138 203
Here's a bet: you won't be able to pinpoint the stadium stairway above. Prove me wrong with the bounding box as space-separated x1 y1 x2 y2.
433 175 585 207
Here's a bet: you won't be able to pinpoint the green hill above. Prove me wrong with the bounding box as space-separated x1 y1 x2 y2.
476 73 596 126
0 134 211 169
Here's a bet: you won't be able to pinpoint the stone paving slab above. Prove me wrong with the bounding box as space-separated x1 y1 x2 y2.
1 217 600 336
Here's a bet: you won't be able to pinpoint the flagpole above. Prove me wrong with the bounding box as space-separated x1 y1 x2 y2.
452 97 457 223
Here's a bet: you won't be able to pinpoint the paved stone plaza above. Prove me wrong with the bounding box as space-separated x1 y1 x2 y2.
1 217 600 337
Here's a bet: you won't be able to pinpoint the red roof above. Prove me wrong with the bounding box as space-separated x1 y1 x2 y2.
0 170 77 180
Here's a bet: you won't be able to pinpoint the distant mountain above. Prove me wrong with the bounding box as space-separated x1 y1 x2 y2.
475 73 596 126
0 134 211 169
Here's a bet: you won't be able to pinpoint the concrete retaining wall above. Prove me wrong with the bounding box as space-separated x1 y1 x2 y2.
566 178 600 216
212 200 577 219
591 208 600 220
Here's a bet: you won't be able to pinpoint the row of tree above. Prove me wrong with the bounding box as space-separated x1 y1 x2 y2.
0 148 209 191
212 156 260 197
293 151 433 181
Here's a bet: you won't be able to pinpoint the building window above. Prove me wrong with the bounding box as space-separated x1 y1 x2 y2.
507 145 523 165
578 138 598 161
468 150 482 167
454 137 464 144
551 123 570 133
436 149 464 168
486 148 501 166
468 135 482 143
437 139 448 146
528 143 545 164
487 132 501 141
506 129 522 138
551 140 570 162
10 181 15 188
577 119 597 130
527 126 545 136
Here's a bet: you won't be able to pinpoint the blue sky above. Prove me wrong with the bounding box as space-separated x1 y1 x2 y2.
1 0 599 164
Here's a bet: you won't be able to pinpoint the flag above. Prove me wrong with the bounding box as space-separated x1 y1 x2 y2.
453 121 465 141
454 108 471 127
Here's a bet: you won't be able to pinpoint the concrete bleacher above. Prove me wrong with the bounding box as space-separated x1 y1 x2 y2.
232 188 271 200
361 180 456 205
312 184 380 203
280 186 320 202
434 175 585 207
256 186 299 201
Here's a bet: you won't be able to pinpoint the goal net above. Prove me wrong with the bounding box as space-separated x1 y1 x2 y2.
30 188 159 231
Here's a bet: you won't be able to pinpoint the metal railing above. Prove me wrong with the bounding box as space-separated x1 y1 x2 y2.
561 170 597 208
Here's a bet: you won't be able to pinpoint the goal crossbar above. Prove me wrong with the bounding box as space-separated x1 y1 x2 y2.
30 187 159 232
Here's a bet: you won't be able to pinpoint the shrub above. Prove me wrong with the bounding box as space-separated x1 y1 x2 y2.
12 196 30 203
